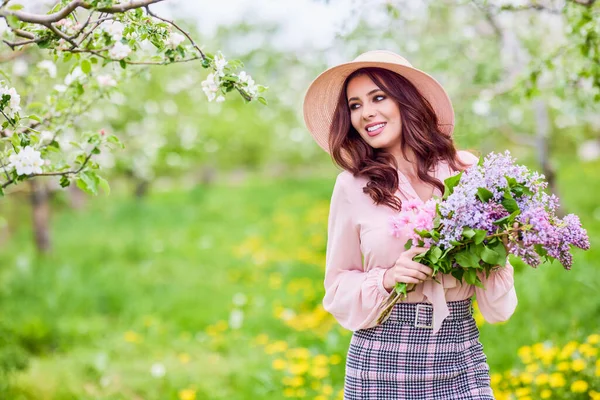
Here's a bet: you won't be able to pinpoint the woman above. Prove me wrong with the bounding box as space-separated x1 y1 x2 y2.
303 50 517 399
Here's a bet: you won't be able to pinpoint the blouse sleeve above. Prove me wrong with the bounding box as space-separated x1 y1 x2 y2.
322 173 390 331
475 261 518 323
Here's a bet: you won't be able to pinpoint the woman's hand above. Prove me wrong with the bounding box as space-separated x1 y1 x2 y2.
383 247 433 292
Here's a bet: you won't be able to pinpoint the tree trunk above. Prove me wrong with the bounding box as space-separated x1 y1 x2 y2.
30 179 52 253
135 180 150 198
68 184 87 210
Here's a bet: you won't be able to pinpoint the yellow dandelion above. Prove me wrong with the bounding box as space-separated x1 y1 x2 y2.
314 396 327 400
586 334 600 345
490 373 502 386
288 376 304 388
558 341 578 359
254 334 269 346
549 372 565 388
570 380 588 393
124 330 142 344
296 389 306 397
287 347 311 360
288 362 309 376
517 346 532 363
283 388 295 397
178 353 191 364
265 340 288 354
330 354 342 365
590 390 600 400
178 389 196 400
311 381 322 390
519 372 533 384
515 387 531 397
534 373 549 386
215 320 228 331
540 389 552 399
310 366 329 380
579 343 598 358
272 359 286 370
571 359 586 372
556 361 570 371
525 363 539 373
313 354 329 366
322 384 334 395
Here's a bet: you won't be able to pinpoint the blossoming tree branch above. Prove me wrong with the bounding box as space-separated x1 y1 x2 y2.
0 0 267 196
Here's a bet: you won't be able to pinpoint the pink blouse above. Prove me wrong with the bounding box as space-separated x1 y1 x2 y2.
323 150 517 334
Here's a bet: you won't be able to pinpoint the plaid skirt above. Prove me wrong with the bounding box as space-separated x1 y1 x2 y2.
344 299 494 400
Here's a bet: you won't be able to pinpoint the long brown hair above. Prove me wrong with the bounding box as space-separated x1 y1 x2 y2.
329 67 469 211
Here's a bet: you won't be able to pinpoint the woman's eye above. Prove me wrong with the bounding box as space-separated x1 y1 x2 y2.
374 95 385 101
349 103 360 110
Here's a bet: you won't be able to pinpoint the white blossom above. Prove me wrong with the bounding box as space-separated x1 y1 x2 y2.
232 293 247 306
97 75 117 87
109 42 131 60
237 71 250 83
237 71 259 100
472 99 491 116
8 146 44 176
165 32 185 49
214 53 228 77
53 84 68 93
216 95 225 103
37 60 57 78
102 20 125 41
150 362 166 378
12 59 28 77
229 309 244 330
201 73 221 102
0 85 21 118
40 131 54 144
65 67 86 86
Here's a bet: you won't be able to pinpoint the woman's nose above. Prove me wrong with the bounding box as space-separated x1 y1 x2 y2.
362 103 376 120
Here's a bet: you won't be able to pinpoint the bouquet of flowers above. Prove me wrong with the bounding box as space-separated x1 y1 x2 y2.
377 151 590 324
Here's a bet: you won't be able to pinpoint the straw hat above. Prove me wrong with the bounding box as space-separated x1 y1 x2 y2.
303 50 455 153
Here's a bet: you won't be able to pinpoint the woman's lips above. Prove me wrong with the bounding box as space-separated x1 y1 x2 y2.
366 123 386 137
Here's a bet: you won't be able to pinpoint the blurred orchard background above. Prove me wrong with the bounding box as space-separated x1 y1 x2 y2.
0 0 599 399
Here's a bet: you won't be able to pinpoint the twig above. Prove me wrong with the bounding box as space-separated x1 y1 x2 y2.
144 5 206 61
0 0 166 24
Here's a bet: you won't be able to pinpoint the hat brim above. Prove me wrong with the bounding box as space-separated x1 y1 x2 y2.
303 60 455 153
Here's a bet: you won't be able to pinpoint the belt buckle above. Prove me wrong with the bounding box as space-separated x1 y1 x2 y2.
414 304 434 329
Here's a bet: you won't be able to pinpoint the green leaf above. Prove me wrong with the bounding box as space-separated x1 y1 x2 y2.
489 239 508 265
427 246 443 264
119 60 127 69
505 176 518 188
473 229 487 245
455 250 480 269
59 175 71 188
481 246 501 265
98 175 110 195
476 187 493 203
26 114 42 122
443 172 463 199
81 59 92 74
451 268 464 283
76 171 99 195
464 268 477 285
9 4 24 10
0 186 4 196
462 228 476 239
501 191 519 213
258 96 268 106
404 240 413 251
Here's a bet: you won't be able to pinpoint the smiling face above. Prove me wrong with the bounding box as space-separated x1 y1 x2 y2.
346 74 402 152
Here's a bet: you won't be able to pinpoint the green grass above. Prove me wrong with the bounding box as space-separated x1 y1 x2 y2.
0 162 598 399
